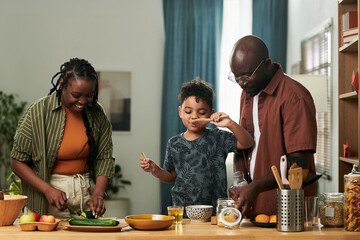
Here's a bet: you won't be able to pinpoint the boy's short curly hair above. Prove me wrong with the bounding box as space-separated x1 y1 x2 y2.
178 77 214 109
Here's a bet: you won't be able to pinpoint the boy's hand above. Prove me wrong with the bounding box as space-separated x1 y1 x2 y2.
210 112 231 127
140 156 157 175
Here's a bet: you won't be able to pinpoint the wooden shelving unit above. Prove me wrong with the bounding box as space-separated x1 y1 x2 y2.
338 0 360 191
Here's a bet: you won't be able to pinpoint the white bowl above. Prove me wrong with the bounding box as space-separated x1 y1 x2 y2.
185 205 213 222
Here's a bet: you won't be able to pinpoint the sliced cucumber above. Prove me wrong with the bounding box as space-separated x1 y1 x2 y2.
81 210 95 219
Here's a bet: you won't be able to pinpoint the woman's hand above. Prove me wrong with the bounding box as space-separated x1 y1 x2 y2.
12 159 68 211
90 193 105 218
44 186 67 211
91 176 108 218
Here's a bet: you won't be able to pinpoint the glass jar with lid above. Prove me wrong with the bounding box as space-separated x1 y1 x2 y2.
344 174 360 231
319 193 344 227
233 171 248 187
218 207 242 229
216 198 235 227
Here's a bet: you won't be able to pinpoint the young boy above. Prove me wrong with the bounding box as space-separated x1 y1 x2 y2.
140 78 253 215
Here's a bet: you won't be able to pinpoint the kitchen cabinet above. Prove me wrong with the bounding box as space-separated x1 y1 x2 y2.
338 0 360 191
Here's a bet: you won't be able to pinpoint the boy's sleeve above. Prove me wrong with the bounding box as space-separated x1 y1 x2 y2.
163 139 174 171
219 129 238 153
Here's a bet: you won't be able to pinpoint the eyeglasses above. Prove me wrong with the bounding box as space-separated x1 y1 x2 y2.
228 59 265 84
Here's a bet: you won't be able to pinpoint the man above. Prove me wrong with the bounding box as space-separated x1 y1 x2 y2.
228 35 317 218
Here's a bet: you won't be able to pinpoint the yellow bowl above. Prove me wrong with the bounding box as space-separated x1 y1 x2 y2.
0 195 28 226
125 214 174 230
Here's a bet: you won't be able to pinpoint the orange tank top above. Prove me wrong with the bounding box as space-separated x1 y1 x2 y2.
51 107 89 174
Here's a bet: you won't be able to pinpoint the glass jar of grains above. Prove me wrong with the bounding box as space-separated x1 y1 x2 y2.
216 198 235 227
344 174 360 231
319 193 344 227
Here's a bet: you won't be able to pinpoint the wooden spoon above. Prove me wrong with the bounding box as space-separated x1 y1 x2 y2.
191 114 229 124
271 165 285 190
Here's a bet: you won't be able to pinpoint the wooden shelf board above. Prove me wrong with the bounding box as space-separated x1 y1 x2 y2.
339 91 358 99
338 0 358 192
339 38 358 52
339 0 357 4
339 157 359 165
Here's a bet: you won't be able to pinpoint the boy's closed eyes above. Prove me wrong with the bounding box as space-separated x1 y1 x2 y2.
184 108 209 116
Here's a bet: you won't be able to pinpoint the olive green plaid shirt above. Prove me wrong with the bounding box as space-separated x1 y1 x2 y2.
11 93 114 215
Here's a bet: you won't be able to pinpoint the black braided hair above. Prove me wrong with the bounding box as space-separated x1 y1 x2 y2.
49 58 98 183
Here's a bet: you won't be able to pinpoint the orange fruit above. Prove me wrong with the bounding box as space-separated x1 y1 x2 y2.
269 215 276 223
255 214 269 223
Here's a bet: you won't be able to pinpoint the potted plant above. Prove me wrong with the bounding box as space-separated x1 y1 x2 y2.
105 164 131 199
0 91 27 193
103 163 131 218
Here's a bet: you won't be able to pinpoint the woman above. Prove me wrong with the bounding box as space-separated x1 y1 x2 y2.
11 58 114 218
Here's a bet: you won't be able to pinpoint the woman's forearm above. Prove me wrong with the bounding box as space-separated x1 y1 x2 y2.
11 158 51 194
93 175 108 198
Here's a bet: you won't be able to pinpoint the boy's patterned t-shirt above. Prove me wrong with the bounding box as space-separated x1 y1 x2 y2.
163 128 238 213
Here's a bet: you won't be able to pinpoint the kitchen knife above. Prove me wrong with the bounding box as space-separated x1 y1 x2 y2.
66 205 82 217
280 155 289 185
302 174 322 187
286 155 306 169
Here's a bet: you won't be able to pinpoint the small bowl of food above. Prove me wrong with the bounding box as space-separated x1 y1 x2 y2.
185 205 213 222
250 214 277 228
0 195 28 226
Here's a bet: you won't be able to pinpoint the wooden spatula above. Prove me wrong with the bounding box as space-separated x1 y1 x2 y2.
191 114 228 124
288 167 303 190
271 165 285 190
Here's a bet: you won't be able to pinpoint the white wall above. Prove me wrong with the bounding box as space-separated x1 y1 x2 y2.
0 0 164 215
287 0 339 194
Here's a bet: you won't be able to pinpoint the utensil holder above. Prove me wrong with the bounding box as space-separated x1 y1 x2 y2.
276 189 304 232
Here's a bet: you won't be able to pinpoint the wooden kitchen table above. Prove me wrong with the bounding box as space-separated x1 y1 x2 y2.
0 218 358 240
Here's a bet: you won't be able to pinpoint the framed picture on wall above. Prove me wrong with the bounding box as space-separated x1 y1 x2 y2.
97 71 131 132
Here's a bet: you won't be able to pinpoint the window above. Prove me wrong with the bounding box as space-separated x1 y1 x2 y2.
218 0 252 189
300 19 333 178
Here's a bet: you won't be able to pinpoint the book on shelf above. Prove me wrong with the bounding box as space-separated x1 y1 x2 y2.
341 12 358 46
343 27 358 37
340 13 345 46
343 34 358 44
352 69 358 93
342 11 358 31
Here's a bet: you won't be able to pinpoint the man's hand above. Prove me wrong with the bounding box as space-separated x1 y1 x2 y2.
229 183 259 217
